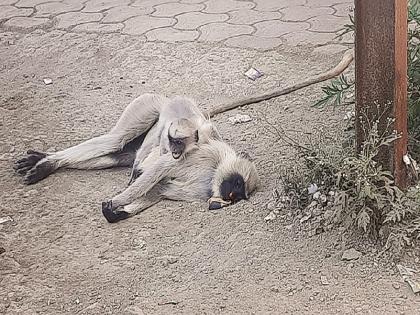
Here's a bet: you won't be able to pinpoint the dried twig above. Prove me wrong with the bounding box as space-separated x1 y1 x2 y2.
208 49 355 117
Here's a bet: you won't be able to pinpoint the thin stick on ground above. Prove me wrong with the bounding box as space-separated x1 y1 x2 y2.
208 49 355 117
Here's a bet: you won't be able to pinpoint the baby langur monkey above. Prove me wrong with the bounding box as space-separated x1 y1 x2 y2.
128 96 221 186
161 118 200 160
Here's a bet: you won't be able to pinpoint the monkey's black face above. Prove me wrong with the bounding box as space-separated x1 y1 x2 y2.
168 135 186 159
220 173 247 203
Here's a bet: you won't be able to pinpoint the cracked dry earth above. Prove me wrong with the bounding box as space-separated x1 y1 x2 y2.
1 1 420 315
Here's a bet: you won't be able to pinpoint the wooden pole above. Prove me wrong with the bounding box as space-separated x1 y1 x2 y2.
355 0 408 188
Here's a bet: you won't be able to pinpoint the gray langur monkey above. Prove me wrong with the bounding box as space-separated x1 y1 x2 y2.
14 93 259 223
101 137 259 223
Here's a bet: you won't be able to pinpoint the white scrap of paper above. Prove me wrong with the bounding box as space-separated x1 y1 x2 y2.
244 67 264 80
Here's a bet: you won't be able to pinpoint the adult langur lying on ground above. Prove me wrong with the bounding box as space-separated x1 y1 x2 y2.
14 93 259 222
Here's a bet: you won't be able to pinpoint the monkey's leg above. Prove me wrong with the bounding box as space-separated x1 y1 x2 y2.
45 92 165 168
17 151 135 184
15 93 169 184
111 153 176 209
102 189 162 223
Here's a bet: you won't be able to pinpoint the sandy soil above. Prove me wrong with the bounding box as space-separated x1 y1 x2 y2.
1 30 420 314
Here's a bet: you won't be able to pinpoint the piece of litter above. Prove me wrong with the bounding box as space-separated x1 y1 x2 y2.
403 155 411 165
228 114 252 125
397 264 420 294
0 216 13 224
43 78 53 85
244 67 263 80
264 211 276 222
313 191 321 200
320 276 329 285
308 183 318 194
341 248 362 261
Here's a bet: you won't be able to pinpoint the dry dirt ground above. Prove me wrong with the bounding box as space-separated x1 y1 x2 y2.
1 30 420 314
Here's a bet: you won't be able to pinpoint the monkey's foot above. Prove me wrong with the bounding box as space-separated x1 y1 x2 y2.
14 150 47 176
101 200 129 223
127 168 143 186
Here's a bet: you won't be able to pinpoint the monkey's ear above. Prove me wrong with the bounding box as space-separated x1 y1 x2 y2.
239 151 253 161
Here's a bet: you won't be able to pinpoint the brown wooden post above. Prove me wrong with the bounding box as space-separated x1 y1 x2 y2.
355 0 408 188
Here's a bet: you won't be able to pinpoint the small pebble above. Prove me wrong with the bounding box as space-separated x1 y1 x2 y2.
43 78 53 85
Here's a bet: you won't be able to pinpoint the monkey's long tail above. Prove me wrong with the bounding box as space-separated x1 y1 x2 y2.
208 49 354 117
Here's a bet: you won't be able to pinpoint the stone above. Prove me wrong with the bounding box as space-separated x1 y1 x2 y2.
159 255 179 266
55 12 102 29
102 6 152 23
254 20 309 38
308 15 346 33
4 16 51 30
282 30 335 46
83 0 130 12
0 216 13 224
146 28 198 42
123 15 175 35
280 5 334 22
203 0 254 14
152 2 203 17
228 9 282 25
35 2 83 17
254 0 305 11
174 11 228 30
313 191 321 200
0 6 32 21
342 248 362 261
199 22 253 42
72 22 124 33
264 211 276 222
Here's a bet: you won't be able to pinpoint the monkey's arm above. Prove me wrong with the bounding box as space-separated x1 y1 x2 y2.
111 152 178 209
102 186 163 223
128 123 163 185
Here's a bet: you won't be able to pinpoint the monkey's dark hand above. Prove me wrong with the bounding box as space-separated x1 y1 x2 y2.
209 201 223 210
14 150 56 184
101 200 129 223
14 150 46 176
